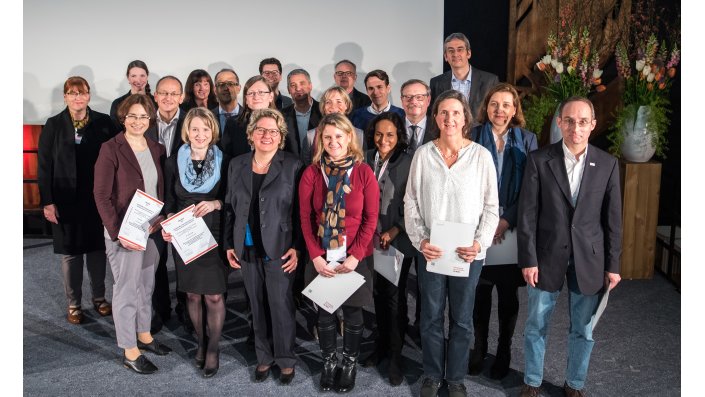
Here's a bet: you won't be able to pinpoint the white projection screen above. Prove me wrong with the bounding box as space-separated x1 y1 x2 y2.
23 0 443 124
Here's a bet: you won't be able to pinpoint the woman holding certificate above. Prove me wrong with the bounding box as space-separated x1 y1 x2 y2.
223 108 303 385
299 113 379 393
362 111 414 386
94 94 171 375
467 83 537 379
403 90 499 397
161 108 230 378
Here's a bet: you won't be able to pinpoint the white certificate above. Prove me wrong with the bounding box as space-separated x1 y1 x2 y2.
302 271 365 314
118 189 164 250
160 204 218 264
592 288 610 329
373 245 405 286
427 220 475 277
485 229 518 265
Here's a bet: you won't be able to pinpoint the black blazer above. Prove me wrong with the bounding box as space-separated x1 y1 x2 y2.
429 67 499 119
275 92 293 110
517 142 622 295
281 100 322 157
350 87 372 111
145 110 187 158
220 115 252 158
210 105 240 135
223 150 304 259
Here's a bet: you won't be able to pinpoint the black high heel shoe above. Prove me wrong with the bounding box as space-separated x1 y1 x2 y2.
203 365 219 378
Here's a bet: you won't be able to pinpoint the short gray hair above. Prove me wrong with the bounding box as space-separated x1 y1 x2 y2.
443 32 471 51
287 68 311 84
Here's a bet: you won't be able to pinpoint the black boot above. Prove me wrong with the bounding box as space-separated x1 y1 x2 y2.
468 334 487 375
388 351 403 386
490 311 518 379
335 323 362 393
469 282 491 375
318 321 338 391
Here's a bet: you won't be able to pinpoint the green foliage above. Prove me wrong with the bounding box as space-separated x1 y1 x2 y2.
523 92 559 139
608 99 670 159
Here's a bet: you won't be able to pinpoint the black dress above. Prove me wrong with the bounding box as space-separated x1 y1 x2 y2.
164 151 231 294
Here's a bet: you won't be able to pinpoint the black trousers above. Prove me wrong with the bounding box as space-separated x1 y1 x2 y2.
372 255 413 354
472 264 525 347
151 234 172 319
240 248 297 368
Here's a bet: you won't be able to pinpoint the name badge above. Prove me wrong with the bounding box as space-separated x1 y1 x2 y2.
327 235 347 262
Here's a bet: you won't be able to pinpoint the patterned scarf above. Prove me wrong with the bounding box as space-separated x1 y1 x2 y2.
71 112 89 131
177 144 223 193
318 155 354 249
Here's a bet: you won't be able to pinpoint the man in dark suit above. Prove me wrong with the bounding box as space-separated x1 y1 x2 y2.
517 97 622 397
259 57 292 110
400 79 433 154
333 59 371 111
281 69 321 158
145 75 188 333
211 68 241 133
429 32 499 119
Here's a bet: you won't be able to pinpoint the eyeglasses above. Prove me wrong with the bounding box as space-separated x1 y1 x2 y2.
335 71 355 77
262 70 280 77
253 127 280 137
216 82 239 89
125 114 150 122
156 91 182 98
65 91 89 99
401 94 428 102
560 118 592 128
246 90 271 97
445 47 468 55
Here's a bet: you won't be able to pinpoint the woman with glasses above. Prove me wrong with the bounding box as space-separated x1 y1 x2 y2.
110 60 154 126
220 76 276 158
301 86 365 164
181 69 218 113
38 76 119 325
94 94 171 375
160 108 230 378
223 108 303 385
299 113 379 393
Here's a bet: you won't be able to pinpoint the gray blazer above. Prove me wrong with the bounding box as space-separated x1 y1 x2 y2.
429 67 499 119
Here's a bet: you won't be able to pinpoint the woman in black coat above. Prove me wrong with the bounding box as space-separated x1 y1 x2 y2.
109 60 154 127
38 76 118 324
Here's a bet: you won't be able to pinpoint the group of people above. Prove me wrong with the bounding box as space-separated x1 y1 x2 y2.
37 32 622 397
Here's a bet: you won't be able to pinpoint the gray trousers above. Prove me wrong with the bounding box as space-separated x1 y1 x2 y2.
60 250 107 308
105 238 159 349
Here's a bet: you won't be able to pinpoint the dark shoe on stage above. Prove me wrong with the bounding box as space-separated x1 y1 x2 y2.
280 367 295 385
203 366 219 378
334 355 357 393
254 365 271 382
137 339 172 356
362 350 381 368
194 356 205 370
447 382 468 397
519 383 542 397
320 352 337 391
123 354 157 374
468 338 487 375
388 353 403 386
92 299 112 316
564 382 585 397
67 306 83 325
489 345 511 379
419 377 442 397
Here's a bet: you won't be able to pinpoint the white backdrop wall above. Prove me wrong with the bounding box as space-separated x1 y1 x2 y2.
23 0 443 124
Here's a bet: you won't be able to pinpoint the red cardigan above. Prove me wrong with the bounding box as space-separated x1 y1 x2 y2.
93 133 165 241
298 162 379 261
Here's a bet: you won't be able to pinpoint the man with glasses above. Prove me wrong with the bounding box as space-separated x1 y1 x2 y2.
517 97 622 397
430 32 498 119
259 57 292 110
333 60 371 111
144 75 187 333
281 69 321 158
400 79 433 154
350 69 405 147
212 69 242 154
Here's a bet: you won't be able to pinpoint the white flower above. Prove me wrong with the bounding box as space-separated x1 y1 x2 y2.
567 65 575 74
541 55 552 64
551 58 559 68
593 69 603 78
647 73 655 82
635 60 646 71
555 62 564 74
642 65 651 76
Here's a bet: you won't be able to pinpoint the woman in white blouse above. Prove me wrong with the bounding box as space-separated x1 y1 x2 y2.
404 89 499 397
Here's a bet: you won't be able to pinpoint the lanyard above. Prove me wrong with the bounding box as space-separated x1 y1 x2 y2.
373 151 391 182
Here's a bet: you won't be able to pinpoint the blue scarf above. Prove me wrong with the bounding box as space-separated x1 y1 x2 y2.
177 144 222 193
475 122 527 209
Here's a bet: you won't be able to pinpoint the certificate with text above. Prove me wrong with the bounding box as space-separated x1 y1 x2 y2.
118 189 164 250
427 220 475 277
373 245 405 286
160 204 218 264
485 229 518 265
303 271 365 314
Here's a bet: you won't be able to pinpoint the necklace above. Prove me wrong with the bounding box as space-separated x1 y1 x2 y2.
194 159 204 169
253 156 272 169
434 139 465 160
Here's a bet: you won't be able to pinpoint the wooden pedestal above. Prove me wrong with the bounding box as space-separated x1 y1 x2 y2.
619 160 661 279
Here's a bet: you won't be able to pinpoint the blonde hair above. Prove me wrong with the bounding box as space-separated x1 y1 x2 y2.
246 108 288 150
312 113 364 164
318 86 353 115
180 107 220 146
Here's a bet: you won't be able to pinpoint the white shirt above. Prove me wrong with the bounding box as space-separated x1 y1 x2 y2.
403 141 499 259
156 108 181 157
562 141 588 207
366 101 391 115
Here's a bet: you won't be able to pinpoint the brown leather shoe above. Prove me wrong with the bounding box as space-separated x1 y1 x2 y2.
519 383 541 397
67 307 83 324
564 382 585 397
93 299 112 316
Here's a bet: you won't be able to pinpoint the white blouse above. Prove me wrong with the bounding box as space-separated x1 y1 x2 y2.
403 140 499 260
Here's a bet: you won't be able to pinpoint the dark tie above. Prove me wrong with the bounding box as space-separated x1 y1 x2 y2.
409 125 419 151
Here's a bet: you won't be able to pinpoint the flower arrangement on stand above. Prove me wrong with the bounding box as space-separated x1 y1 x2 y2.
523 3 605 140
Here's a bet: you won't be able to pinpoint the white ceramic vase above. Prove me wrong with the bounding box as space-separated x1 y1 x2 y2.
549 106 562 144
620 105 656 162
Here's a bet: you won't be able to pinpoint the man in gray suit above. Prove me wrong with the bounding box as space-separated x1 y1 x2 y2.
517 96 622 397
429 32 498 119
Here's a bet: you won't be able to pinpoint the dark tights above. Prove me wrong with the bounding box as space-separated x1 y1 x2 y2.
318 305 363 329
187 292 225 369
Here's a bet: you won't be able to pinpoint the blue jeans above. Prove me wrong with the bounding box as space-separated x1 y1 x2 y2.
523 264 600 390
418 255 483 384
